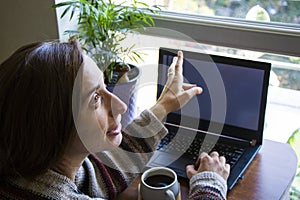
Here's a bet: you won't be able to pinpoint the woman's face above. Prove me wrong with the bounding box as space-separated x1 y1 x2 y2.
74 56 127 152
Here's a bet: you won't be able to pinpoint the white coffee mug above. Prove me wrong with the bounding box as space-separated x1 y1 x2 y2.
140 167 179 200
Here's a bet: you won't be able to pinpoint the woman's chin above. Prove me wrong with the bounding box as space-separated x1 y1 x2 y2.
86 133 123 153
107 133 123 147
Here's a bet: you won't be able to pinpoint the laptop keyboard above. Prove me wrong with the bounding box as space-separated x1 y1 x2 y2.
157 131 245 167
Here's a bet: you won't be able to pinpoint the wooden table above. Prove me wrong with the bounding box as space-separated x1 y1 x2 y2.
116 139 298 200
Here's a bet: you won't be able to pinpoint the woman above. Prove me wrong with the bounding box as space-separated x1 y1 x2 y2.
0 40 229 199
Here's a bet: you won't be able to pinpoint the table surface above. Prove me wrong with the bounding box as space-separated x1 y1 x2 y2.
116 139 298 200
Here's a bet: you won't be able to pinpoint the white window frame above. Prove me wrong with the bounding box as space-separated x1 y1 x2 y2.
146 11 300 57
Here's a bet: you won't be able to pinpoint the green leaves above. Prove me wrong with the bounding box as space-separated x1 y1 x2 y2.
287 128 300 168
53 0 160 84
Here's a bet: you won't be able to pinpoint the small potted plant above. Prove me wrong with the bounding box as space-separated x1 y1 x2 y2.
53 0 160 125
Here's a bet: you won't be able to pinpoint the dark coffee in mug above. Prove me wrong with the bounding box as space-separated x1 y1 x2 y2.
144 174 174 187
141 167 179 200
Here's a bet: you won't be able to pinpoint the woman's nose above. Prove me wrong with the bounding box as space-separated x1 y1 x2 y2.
109 92 127 117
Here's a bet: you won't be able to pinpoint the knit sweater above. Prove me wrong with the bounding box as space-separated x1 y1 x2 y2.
0 110 227 200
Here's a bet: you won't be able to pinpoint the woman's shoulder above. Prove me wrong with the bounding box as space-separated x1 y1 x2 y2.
0 170 96 200
0 179 48 200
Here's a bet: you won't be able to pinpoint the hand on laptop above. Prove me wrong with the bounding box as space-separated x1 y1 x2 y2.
186 151 230 181
150 51 203 121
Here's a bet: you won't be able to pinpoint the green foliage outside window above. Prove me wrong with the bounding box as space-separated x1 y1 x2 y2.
287 128 300 199
174 0 300 24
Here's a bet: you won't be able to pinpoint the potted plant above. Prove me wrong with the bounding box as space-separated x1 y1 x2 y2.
53 0 160 126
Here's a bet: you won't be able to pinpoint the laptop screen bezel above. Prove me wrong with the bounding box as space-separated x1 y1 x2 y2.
157 48 271 144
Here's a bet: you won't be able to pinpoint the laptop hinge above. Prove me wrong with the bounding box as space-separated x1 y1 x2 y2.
250 139 257 147
164 122 254 146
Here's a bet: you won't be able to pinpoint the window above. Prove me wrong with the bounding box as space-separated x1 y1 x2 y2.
118 0 300 143
134 0 300 24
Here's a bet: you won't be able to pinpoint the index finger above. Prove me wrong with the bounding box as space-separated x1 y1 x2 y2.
175 51 183 75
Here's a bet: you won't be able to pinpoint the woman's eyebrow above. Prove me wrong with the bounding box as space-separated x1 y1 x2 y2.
85 84 100 100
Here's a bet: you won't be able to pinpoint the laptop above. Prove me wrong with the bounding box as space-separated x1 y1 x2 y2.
146 47 271 190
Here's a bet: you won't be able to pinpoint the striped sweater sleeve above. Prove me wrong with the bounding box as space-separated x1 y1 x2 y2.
188 171 228 200
121 109 168 153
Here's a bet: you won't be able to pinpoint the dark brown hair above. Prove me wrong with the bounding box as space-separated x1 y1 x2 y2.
0 40 83 178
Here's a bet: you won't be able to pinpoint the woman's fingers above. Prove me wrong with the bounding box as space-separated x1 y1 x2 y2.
186 164 197 179
210 151 219 158
156 50 203 114
176 85 203 110
219 156 226 165
174 51 183 75
168 57 177 76
182 83 203 93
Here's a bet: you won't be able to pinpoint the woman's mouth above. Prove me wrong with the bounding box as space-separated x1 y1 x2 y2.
106 125 122 136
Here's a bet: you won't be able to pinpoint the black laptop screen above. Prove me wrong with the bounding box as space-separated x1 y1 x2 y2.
158 48 270 133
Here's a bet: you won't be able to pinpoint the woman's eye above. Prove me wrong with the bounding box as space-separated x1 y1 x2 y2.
92 93 101 105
